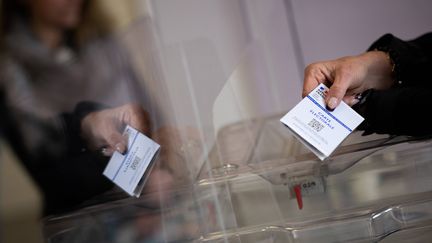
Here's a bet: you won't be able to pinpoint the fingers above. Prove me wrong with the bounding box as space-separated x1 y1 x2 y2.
303 63 329 97
82 103 152 157
105 131 127 155
123 104 152 136
303 62 349 110
303 75 320 98
100 146 114 157
342 95 360 107
99 103 151 157
325 72 351 110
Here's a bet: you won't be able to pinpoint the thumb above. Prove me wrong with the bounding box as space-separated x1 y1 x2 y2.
107 132 128 155
325 74 351 110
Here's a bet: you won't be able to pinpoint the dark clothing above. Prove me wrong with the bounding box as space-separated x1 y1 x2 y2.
355 33 432 136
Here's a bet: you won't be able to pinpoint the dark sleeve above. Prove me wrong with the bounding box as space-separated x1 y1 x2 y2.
33 149 114 215
367 33 432 87
355 87 432 136
60 101 107 153
354 33 432 136
45 102 115 215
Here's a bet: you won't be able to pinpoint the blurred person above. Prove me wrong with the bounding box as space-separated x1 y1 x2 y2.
0 0 173 215
302 33 432 136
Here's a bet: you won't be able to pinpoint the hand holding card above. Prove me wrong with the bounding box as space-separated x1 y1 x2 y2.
280 84 364 160
103 125 160 197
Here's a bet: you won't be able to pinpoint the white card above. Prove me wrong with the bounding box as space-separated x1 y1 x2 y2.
280 84 364 160
103 125 160 197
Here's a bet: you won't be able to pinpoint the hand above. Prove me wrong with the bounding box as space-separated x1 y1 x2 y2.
81 103 151 156
302 51 395 109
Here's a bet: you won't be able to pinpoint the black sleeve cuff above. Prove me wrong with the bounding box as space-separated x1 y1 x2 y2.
367 33 431 88
61 101 108 153
354 87 432 136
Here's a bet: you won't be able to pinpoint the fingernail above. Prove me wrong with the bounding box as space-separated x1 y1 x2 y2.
327 97 338 110
350 98 360 106
101 147 113 157
115 143 126 154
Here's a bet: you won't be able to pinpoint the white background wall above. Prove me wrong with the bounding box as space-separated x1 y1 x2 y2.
292 0 432 64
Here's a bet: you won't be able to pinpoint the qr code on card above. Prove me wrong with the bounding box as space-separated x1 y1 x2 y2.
130 156 141 171
308 118 324 132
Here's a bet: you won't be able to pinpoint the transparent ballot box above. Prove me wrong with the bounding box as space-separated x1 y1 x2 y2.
43 115 432 242
42 1 432 242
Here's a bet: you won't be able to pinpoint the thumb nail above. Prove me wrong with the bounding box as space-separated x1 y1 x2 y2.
327 97 338 110
115 143 127 154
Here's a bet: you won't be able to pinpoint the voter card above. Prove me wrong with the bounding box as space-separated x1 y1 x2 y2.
103 125 160 197
280 84 364 160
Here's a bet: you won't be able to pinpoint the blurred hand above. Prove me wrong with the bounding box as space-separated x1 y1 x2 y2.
81 103 151 156
302 51 395 109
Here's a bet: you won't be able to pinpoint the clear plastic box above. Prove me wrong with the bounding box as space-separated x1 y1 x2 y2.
42 1 432 242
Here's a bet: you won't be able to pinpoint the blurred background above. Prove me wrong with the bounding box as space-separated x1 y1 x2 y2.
0 1 146 243
1 0 432 243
